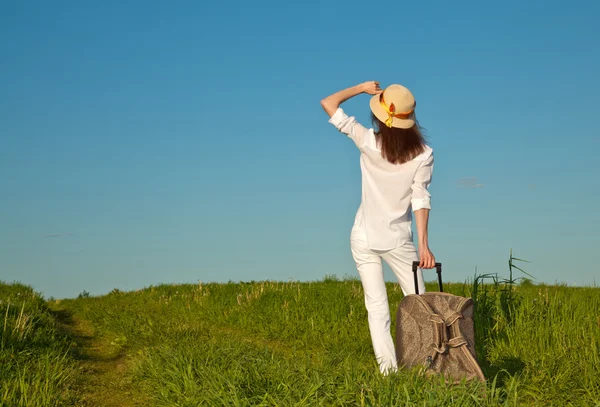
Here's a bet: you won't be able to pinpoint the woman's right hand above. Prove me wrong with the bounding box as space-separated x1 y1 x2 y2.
361 81 383 95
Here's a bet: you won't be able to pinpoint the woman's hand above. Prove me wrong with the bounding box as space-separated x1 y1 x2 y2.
360 81 383 95
321 81 382 117
419 245 436 269
320 81 383 117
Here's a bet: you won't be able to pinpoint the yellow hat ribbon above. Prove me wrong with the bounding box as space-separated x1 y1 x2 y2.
379 93 416 128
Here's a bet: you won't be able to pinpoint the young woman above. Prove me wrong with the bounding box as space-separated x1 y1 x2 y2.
321 81 436 374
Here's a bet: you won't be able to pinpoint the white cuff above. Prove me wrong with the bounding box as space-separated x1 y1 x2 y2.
412 198 431 211
328 107 346 128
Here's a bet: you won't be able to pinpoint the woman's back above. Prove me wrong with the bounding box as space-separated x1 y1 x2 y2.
329 107 434 250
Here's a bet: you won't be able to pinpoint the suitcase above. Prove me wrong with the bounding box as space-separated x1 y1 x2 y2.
394 261 485 382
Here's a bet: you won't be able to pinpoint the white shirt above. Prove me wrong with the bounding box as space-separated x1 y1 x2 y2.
329 107 434 251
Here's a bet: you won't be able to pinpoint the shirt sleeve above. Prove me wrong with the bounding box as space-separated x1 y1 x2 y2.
411 149 434 211
328 107 369 148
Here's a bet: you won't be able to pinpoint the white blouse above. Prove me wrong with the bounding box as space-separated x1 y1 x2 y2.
328 107 434 251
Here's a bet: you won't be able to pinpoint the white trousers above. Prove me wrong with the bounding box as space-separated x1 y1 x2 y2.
350 222 426 374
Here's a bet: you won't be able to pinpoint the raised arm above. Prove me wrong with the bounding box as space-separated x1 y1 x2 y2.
320 81 382 117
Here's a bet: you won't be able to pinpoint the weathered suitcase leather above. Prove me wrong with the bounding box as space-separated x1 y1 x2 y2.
395 262 485 382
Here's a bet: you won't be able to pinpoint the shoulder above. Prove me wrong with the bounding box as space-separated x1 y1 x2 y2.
328 107 373 148
413 145 433 162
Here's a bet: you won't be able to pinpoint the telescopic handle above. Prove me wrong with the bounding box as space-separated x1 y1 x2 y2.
412 261 443 295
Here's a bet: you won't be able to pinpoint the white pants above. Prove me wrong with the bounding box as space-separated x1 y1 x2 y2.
350 222 426 374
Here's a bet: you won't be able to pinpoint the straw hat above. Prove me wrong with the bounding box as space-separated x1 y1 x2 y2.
369 84 416 129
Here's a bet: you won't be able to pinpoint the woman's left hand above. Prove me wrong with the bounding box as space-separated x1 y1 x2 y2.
419 245 436 269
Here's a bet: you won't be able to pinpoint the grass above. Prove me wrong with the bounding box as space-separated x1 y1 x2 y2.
1 253 600 406
0 283 78 406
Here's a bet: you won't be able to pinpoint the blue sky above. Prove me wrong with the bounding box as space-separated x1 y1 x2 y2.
1 0 599 299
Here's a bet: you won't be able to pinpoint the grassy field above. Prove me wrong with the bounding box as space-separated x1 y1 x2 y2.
1 264 600 406
0 283 78 406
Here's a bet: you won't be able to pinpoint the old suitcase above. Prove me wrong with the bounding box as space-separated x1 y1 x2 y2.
394 261 485 382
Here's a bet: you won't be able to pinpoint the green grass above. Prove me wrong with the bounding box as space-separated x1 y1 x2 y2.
2 258 600 406
0 283 78 407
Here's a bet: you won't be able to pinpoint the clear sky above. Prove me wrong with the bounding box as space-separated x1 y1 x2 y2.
1 0 599 299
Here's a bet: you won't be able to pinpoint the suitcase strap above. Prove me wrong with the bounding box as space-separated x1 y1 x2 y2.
429 313 468 355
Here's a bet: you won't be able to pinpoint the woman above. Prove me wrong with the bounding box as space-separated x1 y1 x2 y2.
321 81 436 374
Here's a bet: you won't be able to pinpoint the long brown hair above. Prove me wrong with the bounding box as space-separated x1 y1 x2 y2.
371 113 428 165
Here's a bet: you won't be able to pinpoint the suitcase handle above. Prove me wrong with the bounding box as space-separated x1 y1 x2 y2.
412 261 443 295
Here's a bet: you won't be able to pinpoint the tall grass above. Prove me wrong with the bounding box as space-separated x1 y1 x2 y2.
58 255 600 406
1 251 598 406
0 283 78 407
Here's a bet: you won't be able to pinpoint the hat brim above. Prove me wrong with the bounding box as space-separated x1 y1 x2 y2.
370 94 416 129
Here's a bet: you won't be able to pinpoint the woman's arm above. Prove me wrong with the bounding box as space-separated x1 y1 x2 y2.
320 81 382 117
411 151 435 269
414 208 436 269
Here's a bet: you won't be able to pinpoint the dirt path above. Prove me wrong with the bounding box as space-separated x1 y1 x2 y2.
50 306 149 407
